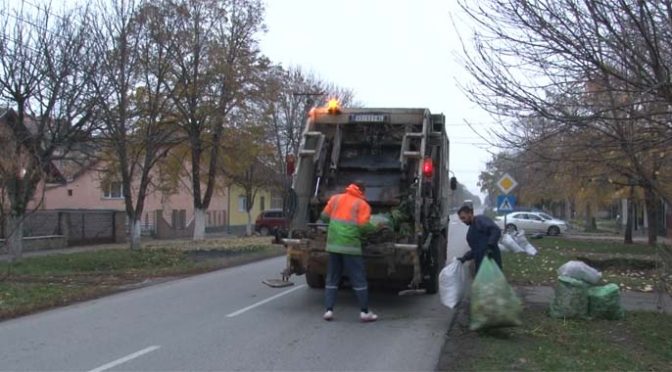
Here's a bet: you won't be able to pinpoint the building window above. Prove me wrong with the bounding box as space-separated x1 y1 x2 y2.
260 196 265 212
103 182 124 199
238 196 247 212
67 189 73 196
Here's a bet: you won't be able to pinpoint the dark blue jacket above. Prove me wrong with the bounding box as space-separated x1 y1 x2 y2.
463 215 502 272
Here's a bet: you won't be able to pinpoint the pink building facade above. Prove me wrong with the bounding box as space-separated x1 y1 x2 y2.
37 163 229 235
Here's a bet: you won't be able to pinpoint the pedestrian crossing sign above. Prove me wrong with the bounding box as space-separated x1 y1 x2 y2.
497 195 516 212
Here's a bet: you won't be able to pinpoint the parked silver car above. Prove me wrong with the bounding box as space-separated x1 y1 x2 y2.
495 212 568 236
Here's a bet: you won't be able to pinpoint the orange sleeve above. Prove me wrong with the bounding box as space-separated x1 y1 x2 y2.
321 195 338 219
357 201 371 226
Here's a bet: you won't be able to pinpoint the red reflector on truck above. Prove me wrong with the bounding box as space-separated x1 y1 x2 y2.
422 158 434 178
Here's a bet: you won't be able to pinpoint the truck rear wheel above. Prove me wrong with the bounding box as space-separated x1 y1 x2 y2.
424 234 447 294
305 271 325 289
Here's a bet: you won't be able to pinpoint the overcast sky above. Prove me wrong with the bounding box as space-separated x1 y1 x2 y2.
259 0 498 200
18 0 498 200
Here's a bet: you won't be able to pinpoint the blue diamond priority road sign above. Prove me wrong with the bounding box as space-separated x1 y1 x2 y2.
497 194 517 212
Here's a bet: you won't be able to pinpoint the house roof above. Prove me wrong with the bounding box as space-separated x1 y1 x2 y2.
0 108 67 184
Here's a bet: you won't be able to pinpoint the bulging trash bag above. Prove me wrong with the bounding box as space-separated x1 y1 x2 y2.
369 213 394 229
557 261 602 284
439 258 467 309
549 276 590 319
470 258 523 331
588 284 625 320
513 231 538 256
500 233 525 253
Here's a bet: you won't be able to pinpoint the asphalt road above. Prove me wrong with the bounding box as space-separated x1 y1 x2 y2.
0 255 453 371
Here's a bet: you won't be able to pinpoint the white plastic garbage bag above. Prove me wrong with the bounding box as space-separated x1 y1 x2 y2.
557 260 602 284
500 233 525 253
498 242 509 252
513 231 538 256
439 258 467 308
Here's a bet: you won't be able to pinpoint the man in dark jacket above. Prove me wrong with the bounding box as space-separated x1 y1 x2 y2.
457 205 502 273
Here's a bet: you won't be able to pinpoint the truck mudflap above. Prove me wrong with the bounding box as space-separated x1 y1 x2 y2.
277 238 423 289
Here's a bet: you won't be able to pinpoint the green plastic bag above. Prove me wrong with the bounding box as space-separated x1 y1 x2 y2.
588 284 625 320
470 257 523 331
549 276 590 319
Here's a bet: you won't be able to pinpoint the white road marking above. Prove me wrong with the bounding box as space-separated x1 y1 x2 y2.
88 345 160 372
227 284 307 317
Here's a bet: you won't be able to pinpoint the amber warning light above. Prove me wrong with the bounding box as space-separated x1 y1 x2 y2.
327 99 341 114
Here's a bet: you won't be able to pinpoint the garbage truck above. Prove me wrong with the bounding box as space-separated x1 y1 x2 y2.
276 101 457 294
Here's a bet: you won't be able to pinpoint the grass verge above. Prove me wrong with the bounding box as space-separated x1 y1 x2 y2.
440 304 672 371
0 238 283 321
504 237 665 292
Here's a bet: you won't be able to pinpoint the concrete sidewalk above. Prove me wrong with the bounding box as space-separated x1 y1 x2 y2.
0 243 129 262
517 285 672 314
0 232 246 262
565 232 672 245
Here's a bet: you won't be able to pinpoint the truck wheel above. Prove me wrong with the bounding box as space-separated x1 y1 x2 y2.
305 271 325 289
424 234 447 295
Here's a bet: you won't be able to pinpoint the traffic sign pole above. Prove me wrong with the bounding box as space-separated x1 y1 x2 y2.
497 174 518 235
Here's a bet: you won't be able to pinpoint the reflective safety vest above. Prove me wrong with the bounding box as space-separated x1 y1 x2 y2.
320 184 372 255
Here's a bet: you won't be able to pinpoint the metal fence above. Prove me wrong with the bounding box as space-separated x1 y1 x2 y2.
1 209 122 246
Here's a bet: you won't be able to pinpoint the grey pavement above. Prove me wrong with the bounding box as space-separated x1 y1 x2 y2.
0 256 453 371
565 231 672 245
517 285 672 314
0 232 243 262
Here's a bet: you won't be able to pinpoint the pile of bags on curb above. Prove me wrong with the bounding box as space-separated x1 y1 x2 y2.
439 257 522 331
550 261 625 320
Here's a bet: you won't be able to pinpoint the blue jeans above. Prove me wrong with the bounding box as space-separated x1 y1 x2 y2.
324 253 369 312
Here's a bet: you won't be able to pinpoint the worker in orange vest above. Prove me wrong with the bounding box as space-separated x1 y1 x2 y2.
320 181 378 322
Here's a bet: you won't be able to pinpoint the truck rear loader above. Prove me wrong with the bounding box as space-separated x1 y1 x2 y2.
278 101 457 294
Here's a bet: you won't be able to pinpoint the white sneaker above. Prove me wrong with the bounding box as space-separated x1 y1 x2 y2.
323 310 334 321
360 311 378 322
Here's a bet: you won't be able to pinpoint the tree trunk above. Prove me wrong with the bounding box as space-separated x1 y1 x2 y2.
246 211 253 236
625 195 633 244
584 202 596 232
644 186 658 246
129 218 142 250
193 208 206 240
6 214 24 261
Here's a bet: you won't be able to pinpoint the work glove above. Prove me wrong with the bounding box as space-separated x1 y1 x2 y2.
486 245 497 258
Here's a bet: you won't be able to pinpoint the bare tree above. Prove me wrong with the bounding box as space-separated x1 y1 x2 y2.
90 0 179 250
162 0 268 240
262 65 356 189
458 0 672 245
0 1 98 260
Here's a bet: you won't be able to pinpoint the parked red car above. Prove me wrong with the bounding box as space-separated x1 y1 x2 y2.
255 209 288 236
